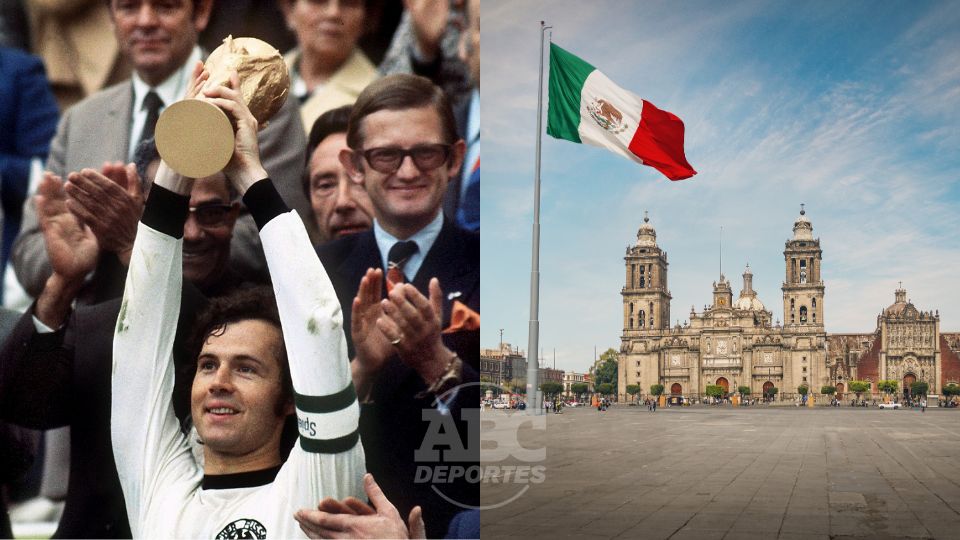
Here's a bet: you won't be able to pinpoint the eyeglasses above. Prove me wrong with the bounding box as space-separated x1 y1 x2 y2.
188 204 233 227
359 144 452 174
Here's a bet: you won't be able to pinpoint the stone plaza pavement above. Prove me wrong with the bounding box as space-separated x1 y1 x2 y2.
480 405 960 539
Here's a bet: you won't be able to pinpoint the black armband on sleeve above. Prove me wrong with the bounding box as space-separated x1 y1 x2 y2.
242 178 290 230
142 184 190 238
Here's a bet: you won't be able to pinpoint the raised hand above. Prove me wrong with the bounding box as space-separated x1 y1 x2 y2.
35 172 99 327
185 60 208 99
64 162 144 266
350 268 393 399
37 172 99 283
201 70 266 193
378 278 452 385
406 0 453 61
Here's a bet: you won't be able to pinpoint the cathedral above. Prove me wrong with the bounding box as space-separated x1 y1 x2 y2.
617 208 960 402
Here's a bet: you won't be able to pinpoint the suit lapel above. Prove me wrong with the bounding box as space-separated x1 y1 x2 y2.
412 222 478 325
107 83 133 161
336 231 382 287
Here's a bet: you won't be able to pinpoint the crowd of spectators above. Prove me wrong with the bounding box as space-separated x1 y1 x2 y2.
0 0 479 538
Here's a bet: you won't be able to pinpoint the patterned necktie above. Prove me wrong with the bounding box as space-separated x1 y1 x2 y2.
386 240 418 293
139 91 163 144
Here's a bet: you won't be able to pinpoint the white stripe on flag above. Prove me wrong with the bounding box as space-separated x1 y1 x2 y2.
577 70 645 165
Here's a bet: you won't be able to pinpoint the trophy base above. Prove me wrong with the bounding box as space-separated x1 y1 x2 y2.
155 99 234 179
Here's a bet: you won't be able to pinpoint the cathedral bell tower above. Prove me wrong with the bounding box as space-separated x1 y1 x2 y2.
623 212 671 333
782 205 824 329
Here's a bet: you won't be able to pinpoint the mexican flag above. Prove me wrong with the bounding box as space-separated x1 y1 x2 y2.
547 43 696 181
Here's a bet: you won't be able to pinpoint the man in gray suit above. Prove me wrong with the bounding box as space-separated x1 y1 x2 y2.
12 0 310 303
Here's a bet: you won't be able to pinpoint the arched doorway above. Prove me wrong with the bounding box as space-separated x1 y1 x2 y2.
671 383 682 395
716 377 729 394
836 382 844 399
762 381 774 401
903 373 916 398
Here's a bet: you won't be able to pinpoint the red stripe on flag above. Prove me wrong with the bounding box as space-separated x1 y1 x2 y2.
628 100 697 181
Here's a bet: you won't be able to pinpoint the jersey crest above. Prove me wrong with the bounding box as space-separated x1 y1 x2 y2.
215 518 267 539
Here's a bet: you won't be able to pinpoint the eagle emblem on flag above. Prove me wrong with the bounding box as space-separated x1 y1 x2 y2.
587 98 628 134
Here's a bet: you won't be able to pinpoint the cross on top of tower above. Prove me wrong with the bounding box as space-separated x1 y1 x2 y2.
800 203 805 216
644 210 649 223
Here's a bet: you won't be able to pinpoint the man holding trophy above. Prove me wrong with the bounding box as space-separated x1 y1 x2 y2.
112 52 365 537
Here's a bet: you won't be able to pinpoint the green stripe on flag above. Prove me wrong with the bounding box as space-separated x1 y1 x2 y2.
547 43 595 143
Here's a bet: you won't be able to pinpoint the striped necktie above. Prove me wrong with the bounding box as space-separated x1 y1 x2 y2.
386 240 418 293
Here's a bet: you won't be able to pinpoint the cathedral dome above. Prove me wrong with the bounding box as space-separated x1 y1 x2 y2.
735 295 766 311
792 204 813 241
884 286 915 317
636 211 657 247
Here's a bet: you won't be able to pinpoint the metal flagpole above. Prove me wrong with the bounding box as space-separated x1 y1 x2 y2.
527 21 551 415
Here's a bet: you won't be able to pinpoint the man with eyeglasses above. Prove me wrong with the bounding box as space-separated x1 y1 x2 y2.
0 139 253 538
314 73 479 539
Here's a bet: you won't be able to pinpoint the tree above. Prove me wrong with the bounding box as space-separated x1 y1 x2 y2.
705 385 724 400
943 383 960 397
592 348 619 389
597 382 614 396
849 380 870 400
821 385 836 395
626 384 641 402
797 385 809 396
540 381 563 398
764 386 779 400
571 382 589 400
910 381 929 397
649 384 665 397
737 386 751 398
878 380 899 396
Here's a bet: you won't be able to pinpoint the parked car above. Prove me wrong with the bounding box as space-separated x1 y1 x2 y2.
492 401 510 409
879 402 901 409
566 401 582 407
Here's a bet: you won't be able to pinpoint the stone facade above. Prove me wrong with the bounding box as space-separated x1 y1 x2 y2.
617 207 957 402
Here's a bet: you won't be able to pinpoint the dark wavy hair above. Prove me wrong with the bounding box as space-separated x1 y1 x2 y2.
186 285 292 415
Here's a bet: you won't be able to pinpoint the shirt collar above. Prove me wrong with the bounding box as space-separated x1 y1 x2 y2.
373 211 444 281
131 46 202 115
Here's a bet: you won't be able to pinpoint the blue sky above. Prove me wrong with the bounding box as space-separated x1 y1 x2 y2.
480 1 960 374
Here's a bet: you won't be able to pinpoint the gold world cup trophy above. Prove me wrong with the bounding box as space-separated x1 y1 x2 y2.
155 36 289 178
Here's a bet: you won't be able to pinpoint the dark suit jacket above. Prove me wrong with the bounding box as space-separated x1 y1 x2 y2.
317 220 479 539
0 279 219 538
0 308 35 540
